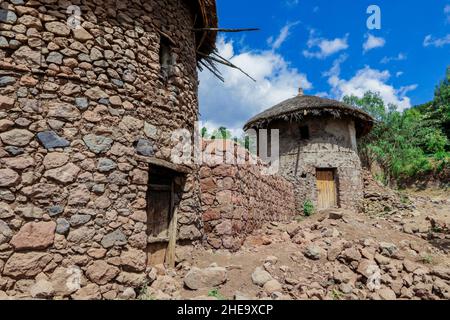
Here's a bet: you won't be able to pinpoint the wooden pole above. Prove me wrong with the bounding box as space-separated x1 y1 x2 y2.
166 181 178 269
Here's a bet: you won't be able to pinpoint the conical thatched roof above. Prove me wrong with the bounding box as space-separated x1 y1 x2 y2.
244 94 374 137
190 0 218 57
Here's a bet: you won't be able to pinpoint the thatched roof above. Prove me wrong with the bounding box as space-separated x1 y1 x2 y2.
189 0 218 58
244 94 374 137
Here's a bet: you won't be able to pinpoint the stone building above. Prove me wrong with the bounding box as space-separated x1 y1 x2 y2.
0 0 220 299
244 90 374 212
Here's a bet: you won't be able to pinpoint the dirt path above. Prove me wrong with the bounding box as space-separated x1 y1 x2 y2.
144 189 450 300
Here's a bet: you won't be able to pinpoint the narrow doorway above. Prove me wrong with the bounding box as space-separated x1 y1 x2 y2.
316 169 338 210
146 166 176 267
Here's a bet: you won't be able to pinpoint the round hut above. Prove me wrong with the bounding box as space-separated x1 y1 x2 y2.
244 90 374 212
0 0 217 299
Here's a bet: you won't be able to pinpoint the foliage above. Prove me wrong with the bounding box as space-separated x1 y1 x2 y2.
208 289 227 300
343 69 450 184
303 200 315 217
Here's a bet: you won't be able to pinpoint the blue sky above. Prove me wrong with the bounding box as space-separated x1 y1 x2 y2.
198 0 450 136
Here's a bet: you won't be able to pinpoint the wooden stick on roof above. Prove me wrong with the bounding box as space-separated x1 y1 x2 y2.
198 51 256 82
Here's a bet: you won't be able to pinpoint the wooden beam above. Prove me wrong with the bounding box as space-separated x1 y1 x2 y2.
166 181 178 269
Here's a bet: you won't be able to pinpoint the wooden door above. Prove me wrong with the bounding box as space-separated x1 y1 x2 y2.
316 169 337 210
146 184 172 266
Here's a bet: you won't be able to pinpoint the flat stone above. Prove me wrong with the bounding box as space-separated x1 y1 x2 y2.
50 267 81 296
120 248 147 272
0 129 34 146
184 267 227 290
16 205 44 219
263 279 282 294
43 152 69 169
73 27 94 42
0 220 13 245
86 261 120 285
0 10 17 24
0 95 15 110
83 134 113 154
304 245 323 260
4 146 24 156
67 226 95 244
101 229 127 248
48 205 64 217
0 202 14 218
251 267 273 286
1 156 34 170
11 46 42 66
97 158 117 172
75 97 89 110
37 131 70 149
69 214 91 227
3 252 53 278
47 102 81 121
44 163 80 184
135 138 154 156
30 280 55 299
45 22 70 36
71 284 101 300
84 87 108 100
378 288 397 300
0 168 20 187
10 221 56 250
56 218 70 235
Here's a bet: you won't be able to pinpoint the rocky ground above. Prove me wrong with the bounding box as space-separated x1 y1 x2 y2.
139 188 450 301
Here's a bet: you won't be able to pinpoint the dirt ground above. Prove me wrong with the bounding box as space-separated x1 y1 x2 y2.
165 188 450 300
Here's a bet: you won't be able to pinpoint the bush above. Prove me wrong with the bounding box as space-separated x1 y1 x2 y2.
303 200 315 217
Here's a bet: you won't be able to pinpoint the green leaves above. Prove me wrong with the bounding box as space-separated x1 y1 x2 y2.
343 69 450 183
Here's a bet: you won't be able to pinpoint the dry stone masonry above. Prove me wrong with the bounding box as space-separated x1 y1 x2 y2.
0 0 217 299
199 140 297 251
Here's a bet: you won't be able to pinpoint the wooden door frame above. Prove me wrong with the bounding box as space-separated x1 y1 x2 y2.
146 166 181 268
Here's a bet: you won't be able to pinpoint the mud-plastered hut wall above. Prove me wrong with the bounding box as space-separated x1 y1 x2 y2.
269 117 364 211
199 140 297 252
0 0 216 299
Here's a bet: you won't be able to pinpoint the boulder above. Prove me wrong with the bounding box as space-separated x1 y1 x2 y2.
184 267 227 290
71 284 101 300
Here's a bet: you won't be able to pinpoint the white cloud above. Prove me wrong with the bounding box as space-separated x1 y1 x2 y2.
199 37 312 134
380 53 407 64
396 71 404 77
363 34 386 53
324 57 417 111
423 34 450 47
302 30 349 59
267 21 300 50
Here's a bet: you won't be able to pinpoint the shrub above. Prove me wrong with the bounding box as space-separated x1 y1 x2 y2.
303 200 315 217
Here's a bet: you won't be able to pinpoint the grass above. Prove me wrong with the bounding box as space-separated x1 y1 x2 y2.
420 254 434 265
137 282 156 300
208 289 227 300
331 289 343 300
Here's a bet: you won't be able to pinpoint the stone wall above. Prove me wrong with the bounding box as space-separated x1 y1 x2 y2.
199 140 297 251
0 0 203 299
269 117 364 211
